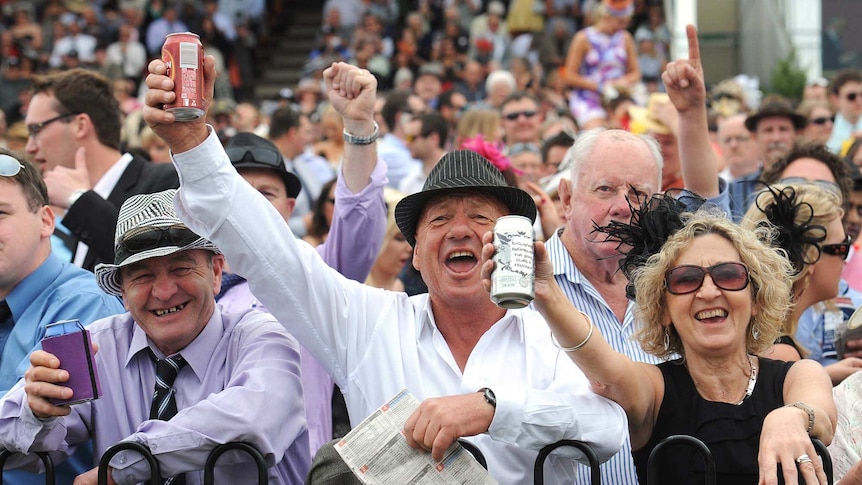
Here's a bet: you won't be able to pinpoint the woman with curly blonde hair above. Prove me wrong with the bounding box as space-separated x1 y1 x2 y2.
486 194 837 484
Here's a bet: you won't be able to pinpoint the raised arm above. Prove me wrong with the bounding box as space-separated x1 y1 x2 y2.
481 233 661 449
663 24 720 198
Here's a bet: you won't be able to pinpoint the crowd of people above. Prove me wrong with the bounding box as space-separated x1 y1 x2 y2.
2 0 862 484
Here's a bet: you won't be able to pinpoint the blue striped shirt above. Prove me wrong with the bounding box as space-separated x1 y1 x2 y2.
544 230 663 485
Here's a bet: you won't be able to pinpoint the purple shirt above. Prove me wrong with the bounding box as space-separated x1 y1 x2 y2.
0 307 309 484
218 160 387 456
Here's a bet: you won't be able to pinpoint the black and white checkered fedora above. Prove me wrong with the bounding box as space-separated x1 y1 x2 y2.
395 150 536 246
95 189 221 296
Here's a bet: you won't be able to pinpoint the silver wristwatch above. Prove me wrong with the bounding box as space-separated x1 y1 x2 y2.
342 121 380 145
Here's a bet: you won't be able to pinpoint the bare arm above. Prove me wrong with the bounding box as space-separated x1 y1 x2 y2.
663 25 720 198
482 233 661 446
562 33 599 91
614 32 642 88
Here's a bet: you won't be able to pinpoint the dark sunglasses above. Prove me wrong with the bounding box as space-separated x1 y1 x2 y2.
503 110 537 121
0 154 23 176
225 146 282 167
822 235 852 260
665 262 750 295
116 225 200 263
778 177 842 198
27 112 79 138
809 116 835 125
846 92 862 102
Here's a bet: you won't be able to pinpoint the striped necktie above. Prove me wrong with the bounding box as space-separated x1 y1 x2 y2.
149 351 187 485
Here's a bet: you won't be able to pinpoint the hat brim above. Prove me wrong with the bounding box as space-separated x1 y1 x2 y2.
628 106 672 135
744 111 807 132
233 162 303 198
395 185 537 246
95 239 222 296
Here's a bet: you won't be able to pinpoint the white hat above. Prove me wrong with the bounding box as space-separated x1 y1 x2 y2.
95 190 221 296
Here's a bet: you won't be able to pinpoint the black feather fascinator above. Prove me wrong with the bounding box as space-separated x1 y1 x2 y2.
592 188 706 300
752 184 826 275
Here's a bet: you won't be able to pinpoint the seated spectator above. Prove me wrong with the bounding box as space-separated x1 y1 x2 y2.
0 154 125 484
535 199 835 484
0 190 310 483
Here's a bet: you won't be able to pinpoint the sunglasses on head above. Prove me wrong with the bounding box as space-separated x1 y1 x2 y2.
503 110 537 121
846 92 862 102
0 154 23 177
777 177 842 198
822 234 852 260
225 146 282 167
665 262 750 295
809 116 835 125
116 225 200 263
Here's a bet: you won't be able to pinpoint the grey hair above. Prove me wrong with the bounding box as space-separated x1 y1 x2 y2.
485 70 516 94
565 128 663 188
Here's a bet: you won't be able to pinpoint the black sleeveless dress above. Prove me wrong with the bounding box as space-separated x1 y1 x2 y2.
632 357 793 485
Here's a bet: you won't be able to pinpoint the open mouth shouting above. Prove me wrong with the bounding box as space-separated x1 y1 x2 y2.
445 250 478 273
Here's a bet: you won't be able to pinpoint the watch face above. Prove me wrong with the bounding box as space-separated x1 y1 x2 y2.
483 388 496 407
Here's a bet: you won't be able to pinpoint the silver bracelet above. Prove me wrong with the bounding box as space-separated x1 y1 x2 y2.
342 121 379 145
785 401 815 435
551 311 594 352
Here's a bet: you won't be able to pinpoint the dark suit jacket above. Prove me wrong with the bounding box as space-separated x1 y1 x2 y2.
62 156 179 271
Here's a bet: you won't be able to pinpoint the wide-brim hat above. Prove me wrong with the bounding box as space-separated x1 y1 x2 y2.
95 189 221 296
395 150 536 246
628 93 673 135
226 132 302 198
744 98 807 132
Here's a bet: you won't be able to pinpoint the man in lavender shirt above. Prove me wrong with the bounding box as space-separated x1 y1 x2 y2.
216 63 386 457
0 190 310 484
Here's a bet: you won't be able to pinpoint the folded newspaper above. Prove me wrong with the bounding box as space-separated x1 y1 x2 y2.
334 389 499 484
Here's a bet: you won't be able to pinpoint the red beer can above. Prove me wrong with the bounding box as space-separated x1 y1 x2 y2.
161 32 205 121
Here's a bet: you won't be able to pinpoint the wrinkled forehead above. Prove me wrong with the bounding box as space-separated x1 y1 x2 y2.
420 190 508 218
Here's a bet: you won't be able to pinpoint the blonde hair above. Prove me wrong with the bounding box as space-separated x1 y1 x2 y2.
632 209 794 359
741 183 844 351
377 188 407 260
456 109 501 145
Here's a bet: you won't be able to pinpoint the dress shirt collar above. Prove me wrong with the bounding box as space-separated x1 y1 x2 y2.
5 252 59 322
414 293 526 345
546 228 585 285
126 304 223 381
93 152 133 199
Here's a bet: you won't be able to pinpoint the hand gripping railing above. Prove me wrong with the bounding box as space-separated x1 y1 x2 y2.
203 442 267 485
456 439 488 470
98 441 160 485
533 440 601 485
0 449 55 485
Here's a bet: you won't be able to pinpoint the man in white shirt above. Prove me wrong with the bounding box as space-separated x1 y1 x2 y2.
141 58 627 484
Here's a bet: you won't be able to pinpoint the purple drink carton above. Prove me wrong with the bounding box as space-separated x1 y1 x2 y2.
41 319 101 405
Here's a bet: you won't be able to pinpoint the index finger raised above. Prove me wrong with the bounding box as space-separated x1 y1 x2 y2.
686 24 701 69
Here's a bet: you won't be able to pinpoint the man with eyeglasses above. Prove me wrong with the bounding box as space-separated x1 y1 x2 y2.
268 107 335 238
827 69 862 153
716 113 759 182
499 92 543 147
0 188 311 484
0 153 125 485
399 112 448 195
24 68 178 272
377 89 425 189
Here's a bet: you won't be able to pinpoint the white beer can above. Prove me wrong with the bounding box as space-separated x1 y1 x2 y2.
491 215 535 309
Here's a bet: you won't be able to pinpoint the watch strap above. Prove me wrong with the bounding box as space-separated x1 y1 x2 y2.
479 387 496 408
342 121 379 145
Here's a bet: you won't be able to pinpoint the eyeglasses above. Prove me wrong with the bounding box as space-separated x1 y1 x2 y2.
0 154 23 176
720 135 751 145
507 142 541 156
778 177 842 198
822 234 852 260
404 133 424 143
845 92 862 102
503 110 537 121
116 225 200 262
27 112 79 138
225 146 282 168
809 116 835 125
665 262 750 295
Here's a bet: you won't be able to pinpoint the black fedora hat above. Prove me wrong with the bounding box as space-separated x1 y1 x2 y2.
395 150 536 246
744 98 807 132
225 132 302 198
